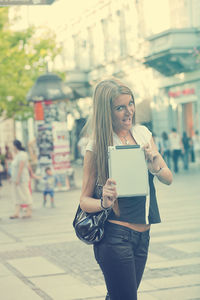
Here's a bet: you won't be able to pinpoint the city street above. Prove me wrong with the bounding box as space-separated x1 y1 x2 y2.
0 163 200 300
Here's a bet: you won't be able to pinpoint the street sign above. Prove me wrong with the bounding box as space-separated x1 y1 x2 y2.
0 0 55 5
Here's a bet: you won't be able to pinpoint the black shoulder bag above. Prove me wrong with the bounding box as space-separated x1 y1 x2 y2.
72 183 112 245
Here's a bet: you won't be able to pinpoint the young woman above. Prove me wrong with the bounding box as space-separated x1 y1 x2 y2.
80 79 172 300
10 140 32 219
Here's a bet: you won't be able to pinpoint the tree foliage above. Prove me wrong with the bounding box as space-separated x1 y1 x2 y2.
0 7 63 120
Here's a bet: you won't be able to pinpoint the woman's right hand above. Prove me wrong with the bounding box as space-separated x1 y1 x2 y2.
102 178 117 208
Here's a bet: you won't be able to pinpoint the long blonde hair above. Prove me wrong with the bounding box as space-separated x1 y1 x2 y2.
91 78 135 214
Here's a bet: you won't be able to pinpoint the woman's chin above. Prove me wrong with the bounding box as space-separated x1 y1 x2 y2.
123 122 132 130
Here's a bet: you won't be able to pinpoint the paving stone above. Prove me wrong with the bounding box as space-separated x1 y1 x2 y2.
0 231 15 243
151 232 200 243
0 275 41 300
142 286 200 300
138 292 159 300
0 164 199 299
30 274 103 300
168 241 200 253
147 257 200 270
142 274 200 290
147 253 168 264
8 256 66 277
0 263 12 277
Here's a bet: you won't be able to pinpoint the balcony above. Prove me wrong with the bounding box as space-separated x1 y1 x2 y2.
65 70 91 99
144 28 200 76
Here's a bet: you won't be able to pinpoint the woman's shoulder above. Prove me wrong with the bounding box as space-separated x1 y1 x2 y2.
85 138 94 152
132 124 152 136
132 124 152 144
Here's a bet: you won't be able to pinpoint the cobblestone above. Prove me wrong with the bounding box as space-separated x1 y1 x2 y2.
0 163 199 299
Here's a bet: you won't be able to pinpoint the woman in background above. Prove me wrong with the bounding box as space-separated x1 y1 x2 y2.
10 140 32 219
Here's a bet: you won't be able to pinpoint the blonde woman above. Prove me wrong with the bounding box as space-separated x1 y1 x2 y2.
80 79 172 300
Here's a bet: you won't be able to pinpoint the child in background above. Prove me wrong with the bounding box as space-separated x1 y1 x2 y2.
43 167 57 208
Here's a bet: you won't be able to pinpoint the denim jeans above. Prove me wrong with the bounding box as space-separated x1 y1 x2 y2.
172 149 182 173
93 222 150 300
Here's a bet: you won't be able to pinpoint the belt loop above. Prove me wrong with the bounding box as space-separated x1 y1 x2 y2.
123 231 130 242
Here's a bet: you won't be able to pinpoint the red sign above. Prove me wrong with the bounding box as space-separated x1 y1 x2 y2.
34 102 44 121
168 88 195 98
52 152 71 170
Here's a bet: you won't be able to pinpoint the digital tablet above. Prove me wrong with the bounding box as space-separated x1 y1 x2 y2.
108 145 148 197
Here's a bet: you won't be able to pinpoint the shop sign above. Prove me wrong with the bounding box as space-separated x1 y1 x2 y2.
0 0 54 5
168 88 195 98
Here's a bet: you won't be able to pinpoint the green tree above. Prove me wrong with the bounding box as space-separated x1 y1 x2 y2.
0 7 63 120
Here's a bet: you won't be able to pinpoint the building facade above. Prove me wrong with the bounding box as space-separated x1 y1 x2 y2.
143 0 200 136
58 0 155 128
57 0 200 140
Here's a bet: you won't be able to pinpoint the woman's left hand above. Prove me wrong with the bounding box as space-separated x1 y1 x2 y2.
143 143 161 173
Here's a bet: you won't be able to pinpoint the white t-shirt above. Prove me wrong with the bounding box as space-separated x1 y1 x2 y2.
86 124 152 151
11 151 30 183
169 132 181 150
192 135 200 151
78 136 89 157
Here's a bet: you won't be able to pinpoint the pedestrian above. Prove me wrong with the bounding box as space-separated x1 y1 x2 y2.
5 146 13 179
10 140 32 219
0 159 4 187
192 130 200 164
182 131 190 170
43 167 57 208
161 131 171 169
169 128 183 173
79 78 172 300
0 147 5 186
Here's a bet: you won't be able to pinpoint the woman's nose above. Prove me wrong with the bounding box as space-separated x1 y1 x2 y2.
125 107 132 115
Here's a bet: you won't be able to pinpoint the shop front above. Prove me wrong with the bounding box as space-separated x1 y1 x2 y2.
167 82 200 137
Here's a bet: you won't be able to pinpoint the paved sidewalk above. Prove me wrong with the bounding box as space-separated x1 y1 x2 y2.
0 163 200 300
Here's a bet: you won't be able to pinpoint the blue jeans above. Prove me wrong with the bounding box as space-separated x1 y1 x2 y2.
93 222 150 300
43 190 54 197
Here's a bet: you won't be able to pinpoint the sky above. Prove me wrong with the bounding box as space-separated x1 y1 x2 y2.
11 0 170 35
10 0 100 32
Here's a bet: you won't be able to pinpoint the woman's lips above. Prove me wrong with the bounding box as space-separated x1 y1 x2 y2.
123 117 132 123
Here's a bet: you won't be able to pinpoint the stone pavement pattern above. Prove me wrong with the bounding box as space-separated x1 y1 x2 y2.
0 163 200 300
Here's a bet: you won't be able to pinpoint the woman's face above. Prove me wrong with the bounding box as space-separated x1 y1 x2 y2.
112 94 135 133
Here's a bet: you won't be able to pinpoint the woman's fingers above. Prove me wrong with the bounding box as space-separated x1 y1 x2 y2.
106 178 116 186
102 178 118 207
144 146 159 163
104 192 116 200
104 179 117 195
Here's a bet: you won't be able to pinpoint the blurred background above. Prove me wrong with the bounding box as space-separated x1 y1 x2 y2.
0 2 200 299
0 0 200 173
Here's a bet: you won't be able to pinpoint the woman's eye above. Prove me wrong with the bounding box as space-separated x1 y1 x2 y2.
116 106 124 111
129 101 134 106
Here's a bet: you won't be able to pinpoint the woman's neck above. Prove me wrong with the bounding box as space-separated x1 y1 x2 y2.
115 129 130 138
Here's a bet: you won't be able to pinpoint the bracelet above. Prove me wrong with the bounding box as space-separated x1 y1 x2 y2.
100 197 112 211
150 167 163 176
